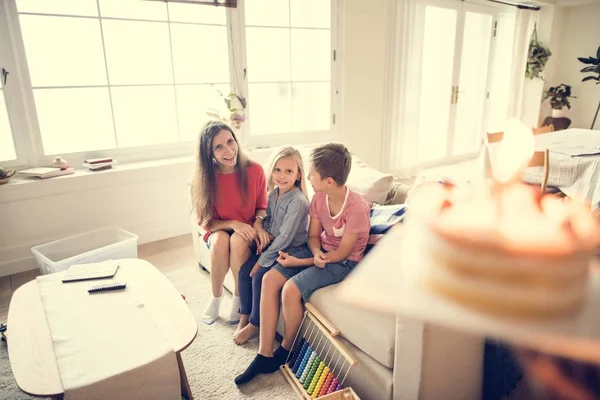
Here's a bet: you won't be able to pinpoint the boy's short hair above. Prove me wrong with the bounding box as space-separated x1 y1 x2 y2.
310 143 352 185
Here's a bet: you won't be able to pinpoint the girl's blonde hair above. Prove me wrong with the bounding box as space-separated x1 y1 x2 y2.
191 120 250 227
266 146 308 199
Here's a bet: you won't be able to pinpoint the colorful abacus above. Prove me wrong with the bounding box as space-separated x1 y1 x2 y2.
280 303 360 400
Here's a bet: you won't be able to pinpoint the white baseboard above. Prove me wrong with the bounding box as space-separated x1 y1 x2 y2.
0 216 192 278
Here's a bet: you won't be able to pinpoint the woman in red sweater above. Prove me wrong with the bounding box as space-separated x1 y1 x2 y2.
192 121 268 325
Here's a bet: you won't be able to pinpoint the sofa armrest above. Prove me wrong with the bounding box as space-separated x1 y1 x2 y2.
392 317 484 400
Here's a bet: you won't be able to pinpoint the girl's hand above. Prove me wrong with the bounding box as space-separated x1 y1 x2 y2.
232 221 256 242
256 228 271 254
249 261 261 278
277 251 298 267
314 251 329 268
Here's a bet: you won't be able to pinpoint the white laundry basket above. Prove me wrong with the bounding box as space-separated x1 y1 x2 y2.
31 226 139 275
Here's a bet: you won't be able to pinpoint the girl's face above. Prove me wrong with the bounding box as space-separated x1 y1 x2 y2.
211 129 238 171
272 156 300 194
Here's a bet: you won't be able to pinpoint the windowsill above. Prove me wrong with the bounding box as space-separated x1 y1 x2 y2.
0 156 195 202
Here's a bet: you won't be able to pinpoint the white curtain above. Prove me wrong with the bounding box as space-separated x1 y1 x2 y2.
507 9 536 120
381 0 420 177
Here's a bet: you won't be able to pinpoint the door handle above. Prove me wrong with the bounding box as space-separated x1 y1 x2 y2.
450 86 457 105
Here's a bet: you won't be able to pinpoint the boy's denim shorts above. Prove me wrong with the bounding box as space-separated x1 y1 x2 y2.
272 244 358 302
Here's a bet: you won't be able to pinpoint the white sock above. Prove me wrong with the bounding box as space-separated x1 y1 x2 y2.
202 294 223 325
229 295 241 324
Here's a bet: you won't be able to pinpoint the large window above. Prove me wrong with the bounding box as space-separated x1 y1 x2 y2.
0 0 339 168
244 0 332 136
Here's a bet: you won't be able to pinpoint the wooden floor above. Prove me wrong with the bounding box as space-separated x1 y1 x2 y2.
0 234 197 323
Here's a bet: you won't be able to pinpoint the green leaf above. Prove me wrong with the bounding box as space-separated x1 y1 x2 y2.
581 66 597 73
578 57 597 65
597 46 600 61
583 76 600 82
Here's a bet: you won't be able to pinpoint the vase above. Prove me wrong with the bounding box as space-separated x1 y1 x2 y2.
552 108 565 118
51 157 68 168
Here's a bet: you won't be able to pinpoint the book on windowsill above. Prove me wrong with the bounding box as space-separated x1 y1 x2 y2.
18 167 75 179
82 161 116 171
84 157 113 165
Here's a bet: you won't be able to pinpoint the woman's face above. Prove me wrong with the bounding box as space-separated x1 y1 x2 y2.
211 129 238 170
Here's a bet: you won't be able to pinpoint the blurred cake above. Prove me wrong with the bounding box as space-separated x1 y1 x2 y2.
406 182 599 318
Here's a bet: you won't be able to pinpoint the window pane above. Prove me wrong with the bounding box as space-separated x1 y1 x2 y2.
102 20 173 85
168 3 226 25
16 0 98 17
417 6 457 163
111 86 178 147
453 11 493 156
245 0 289 27
99 0 167 21
291 29 330 81
291 82 330 132
0 91 17 162
34 88 116 155
290 0 330 28
171 24 230 84
19 15 107 87
176 84 230 142
248 83 291 135
246 28 290 82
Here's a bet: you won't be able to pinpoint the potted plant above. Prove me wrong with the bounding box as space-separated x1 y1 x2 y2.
526 26 552 80
577 46 600 129
542 84 576 118
207 85 247 130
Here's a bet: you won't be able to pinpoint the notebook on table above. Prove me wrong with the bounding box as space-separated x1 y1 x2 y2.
61 260 120 283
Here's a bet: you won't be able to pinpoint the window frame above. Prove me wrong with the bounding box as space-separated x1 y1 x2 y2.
0 0 342 170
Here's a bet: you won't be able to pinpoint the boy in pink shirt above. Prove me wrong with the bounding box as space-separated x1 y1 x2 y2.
235 143 371 385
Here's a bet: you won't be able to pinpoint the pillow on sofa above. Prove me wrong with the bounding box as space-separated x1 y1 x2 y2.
346 156 395 206
365 204 406 254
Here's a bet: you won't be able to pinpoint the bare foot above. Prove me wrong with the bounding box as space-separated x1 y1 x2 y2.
233 324 258 345
235 318 249 335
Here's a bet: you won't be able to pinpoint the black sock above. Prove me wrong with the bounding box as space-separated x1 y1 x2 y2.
234 354 280 385
274 345 290 366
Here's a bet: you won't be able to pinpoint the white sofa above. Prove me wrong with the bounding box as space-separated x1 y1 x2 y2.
191 145 484 400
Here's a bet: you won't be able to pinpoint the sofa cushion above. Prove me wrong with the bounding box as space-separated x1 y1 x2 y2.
310 282 396 369
346 156 394 205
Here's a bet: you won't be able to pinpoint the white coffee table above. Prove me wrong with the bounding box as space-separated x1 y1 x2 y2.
7 259 198 400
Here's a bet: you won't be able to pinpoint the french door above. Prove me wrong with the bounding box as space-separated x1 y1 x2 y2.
415 0 497 165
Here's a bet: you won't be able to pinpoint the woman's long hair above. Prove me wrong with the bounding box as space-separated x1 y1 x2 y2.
192 121 249 227
266 146 308 199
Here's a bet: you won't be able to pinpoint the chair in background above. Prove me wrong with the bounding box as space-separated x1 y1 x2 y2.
527 149 550 193
486 131 504 144
533 124 554 135
485 131 555 195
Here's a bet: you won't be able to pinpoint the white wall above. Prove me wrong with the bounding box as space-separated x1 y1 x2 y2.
545 3 600 129
341 0 388 169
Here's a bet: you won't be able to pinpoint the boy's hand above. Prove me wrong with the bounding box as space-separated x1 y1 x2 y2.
277 251 298 267
314 251 329 268
249 261 261 278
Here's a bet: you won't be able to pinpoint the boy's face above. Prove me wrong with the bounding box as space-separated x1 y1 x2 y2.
308 165 328 192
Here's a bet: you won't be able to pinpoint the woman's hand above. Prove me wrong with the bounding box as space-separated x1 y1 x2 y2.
314 251 329 268
231 221 257 242
249 261 261 278
255 227 271 254
277 251 299 267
